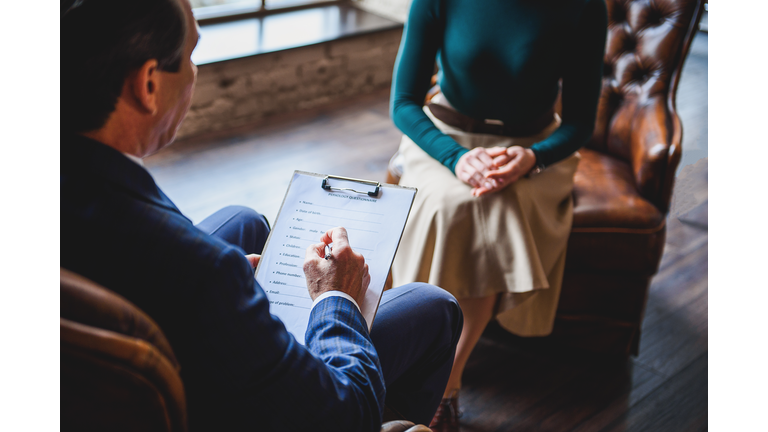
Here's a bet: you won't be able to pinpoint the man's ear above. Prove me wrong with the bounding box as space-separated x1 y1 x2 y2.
130 59 161 116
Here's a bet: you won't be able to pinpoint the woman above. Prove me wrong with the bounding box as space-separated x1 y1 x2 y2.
389 0 607 430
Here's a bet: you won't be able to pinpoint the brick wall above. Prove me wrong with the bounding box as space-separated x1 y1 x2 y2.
177 27 403 140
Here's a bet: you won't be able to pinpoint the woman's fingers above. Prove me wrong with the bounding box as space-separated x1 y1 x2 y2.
485 146 508 158
457 148 503 189
486 161 517 178
475 148 497 169
459 147 533 191
465 147 536 196
456 151 482 187
457 165 480 187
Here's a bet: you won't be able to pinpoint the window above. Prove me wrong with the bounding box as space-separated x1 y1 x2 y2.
191 0 337 22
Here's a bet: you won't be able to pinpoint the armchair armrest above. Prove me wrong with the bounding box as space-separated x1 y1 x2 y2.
628 95 680 213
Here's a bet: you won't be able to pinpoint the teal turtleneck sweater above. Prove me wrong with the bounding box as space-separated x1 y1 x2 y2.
391 0 607 172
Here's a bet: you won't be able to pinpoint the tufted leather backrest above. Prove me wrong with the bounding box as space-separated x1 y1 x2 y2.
61 268 188 432
589 0 704 212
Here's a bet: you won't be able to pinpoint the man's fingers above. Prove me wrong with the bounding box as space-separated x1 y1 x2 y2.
245 254 261 268
319 227 350 256
327 227 350 247
360 264 371 299
306 242 326 260
320 228 334 245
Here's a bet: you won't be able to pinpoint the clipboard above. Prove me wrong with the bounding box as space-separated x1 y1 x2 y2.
254 171 417 345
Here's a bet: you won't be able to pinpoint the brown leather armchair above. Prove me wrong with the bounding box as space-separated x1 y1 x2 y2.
61 268 188 432
60 268 429 431
387 0 706 355
554 0 705 355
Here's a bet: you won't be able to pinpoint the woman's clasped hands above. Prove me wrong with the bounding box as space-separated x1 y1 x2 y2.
455 146 538 197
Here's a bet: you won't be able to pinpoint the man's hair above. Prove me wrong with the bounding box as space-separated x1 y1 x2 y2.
61 0 188 133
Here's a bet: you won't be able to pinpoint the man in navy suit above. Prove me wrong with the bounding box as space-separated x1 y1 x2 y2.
60 0 462 431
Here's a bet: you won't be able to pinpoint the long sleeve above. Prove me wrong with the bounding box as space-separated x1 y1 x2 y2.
529 0 607 167
190 248 385 432
390 0 469 173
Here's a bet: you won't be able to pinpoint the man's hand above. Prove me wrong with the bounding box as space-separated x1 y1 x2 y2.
455 148 500 194
471 146 537 197
245 254 260 268
304 227 370 305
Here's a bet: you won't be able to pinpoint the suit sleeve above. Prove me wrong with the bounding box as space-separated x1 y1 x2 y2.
390 0 469 173
191 246 384 432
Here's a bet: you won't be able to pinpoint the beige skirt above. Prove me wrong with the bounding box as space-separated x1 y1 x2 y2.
391 100 580 336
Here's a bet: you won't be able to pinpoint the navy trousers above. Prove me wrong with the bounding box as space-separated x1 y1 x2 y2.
196 205 462 425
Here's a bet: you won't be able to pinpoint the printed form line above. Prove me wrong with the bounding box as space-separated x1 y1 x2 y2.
271 292 310 300
271 302 310 310
301 221 379 234
305 215 381 224
305 203 383 216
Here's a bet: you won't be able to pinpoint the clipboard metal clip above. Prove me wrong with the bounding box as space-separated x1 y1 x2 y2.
321 175 381 197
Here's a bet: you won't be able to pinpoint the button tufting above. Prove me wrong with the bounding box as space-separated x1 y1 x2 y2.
608 89 623 106
632 66 649 82
611 3 627 24
623 36 637 53
644 3 666 27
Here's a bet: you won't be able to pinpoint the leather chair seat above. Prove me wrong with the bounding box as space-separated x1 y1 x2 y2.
566 148 666 274
572 148 663 230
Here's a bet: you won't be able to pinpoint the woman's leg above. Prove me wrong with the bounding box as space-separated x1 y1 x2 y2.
443 294 496 397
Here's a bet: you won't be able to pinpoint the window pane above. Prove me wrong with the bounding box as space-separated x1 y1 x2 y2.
265 0 327 8
190 0 256 8
191 0 329 11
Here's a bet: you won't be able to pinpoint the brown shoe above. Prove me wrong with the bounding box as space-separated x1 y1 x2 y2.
429 390 461 432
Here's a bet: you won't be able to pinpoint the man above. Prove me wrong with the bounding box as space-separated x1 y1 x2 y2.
60 0 463 431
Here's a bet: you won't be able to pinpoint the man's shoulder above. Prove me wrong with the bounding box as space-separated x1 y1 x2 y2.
62 177 235 266
60 149 242 297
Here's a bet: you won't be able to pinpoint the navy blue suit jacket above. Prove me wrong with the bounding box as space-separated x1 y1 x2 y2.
61 135 386 431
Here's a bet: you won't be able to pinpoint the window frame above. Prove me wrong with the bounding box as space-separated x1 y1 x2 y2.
193 0 349 25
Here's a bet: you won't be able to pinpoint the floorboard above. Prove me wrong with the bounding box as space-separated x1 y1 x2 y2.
603 354 708 432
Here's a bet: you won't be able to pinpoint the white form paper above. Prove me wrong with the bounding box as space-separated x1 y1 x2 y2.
255 171 417 345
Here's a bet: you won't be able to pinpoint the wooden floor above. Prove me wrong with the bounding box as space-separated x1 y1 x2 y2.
145 32 708 432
